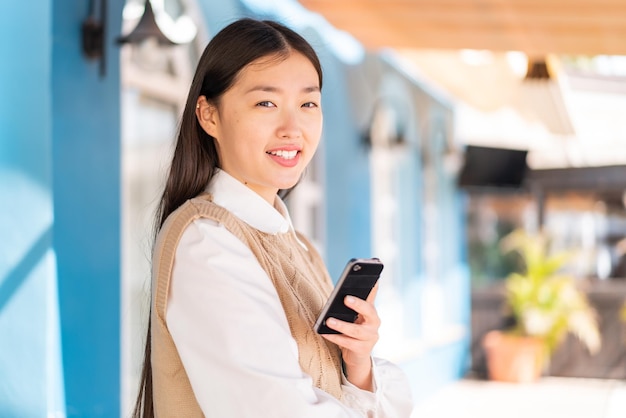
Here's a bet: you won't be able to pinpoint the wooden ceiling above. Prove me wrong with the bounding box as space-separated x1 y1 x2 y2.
299 0 626 56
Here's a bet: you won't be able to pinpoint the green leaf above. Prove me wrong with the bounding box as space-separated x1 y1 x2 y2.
498 228 602 359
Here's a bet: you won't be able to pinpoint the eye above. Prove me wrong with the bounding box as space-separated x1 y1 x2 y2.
256 101 276 108
302 102 319 108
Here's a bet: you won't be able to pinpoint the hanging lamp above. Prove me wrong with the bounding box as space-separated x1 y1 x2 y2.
117 0 176 46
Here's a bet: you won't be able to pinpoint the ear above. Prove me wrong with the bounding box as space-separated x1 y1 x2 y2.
196 96 219 139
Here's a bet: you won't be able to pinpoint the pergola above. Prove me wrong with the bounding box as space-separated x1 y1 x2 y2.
299 0 626 56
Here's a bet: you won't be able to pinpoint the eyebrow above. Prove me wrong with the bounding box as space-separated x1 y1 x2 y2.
245 85 320 94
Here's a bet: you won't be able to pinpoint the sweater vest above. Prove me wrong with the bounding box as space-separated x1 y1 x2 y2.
150 195 343 417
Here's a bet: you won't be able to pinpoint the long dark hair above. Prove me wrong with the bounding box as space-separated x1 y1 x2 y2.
132 18 323 418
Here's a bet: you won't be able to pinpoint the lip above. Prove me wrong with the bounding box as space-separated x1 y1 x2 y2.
266 147 302 168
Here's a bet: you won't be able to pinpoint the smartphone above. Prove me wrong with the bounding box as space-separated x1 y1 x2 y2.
314 258 384 334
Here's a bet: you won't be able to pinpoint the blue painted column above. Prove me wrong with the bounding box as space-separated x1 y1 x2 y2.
0 1 63 417
320 56 373 278
52 0 124 415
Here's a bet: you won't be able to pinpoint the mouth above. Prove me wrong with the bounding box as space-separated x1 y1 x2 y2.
266 148 302 167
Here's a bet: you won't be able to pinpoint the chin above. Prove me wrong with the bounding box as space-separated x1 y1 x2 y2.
276 181 299 191
274 176 301 191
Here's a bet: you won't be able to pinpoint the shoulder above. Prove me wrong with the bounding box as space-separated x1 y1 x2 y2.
153 196 231 263
156 194 236 247
177 216 254 261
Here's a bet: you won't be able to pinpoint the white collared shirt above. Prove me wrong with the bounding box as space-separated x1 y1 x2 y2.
167 169 413 417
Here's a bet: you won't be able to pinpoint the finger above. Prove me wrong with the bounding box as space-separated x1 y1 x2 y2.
345 295 379 324
321 332 371 354
323 317 378 342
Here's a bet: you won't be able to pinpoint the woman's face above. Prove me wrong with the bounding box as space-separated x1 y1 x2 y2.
197 51 322 204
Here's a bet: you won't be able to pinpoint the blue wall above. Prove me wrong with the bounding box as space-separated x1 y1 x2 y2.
317 50 373 278
0 2 59 416
0 0 123 416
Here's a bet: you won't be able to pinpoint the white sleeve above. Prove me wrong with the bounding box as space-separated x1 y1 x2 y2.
341 358 414 417
167 218 413 417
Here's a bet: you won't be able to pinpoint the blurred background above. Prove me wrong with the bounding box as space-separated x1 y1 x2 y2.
1 0 626 416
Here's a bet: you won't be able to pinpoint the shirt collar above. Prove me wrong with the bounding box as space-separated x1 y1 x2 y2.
207 169 292 235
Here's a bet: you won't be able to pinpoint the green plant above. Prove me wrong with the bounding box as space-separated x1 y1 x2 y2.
499 229 601 363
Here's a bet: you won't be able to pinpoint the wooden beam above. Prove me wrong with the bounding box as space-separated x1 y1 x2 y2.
300 0 626 55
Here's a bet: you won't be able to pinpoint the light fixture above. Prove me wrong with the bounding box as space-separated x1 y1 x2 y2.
82 0 107 77
525 60 550 80
362 101 407 148
117 0 176 46
516 57 575 136
81 0 179 77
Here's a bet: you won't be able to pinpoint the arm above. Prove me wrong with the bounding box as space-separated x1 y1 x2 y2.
321 286 414 417
342 357 414 418
167 219 366 417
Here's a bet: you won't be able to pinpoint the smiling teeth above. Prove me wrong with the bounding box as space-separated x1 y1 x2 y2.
268 150 298 159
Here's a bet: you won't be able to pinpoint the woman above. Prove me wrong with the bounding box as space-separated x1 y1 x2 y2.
134 18 413 417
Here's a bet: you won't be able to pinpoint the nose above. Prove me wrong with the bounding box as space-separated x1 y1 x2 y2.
277 109 302 139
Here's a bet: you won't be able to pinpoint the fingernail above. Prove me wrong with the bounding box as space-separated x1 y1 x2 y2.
327 318 337 326
346 296 355 304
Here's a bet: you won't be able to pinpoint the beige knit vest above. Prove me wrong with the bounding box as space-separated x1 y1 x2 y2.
151 195 343 417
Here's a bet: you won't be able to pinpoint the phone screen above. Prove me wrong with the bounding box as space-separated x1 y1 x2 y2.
314 258 383 334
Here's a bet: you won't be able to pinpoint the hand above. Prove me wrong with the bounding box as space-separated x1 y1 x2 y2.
321 283 380 391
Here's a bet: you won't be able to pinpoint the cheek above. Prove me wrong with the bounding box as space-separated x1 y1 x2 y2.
218 113 254 148
305 116 323 141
